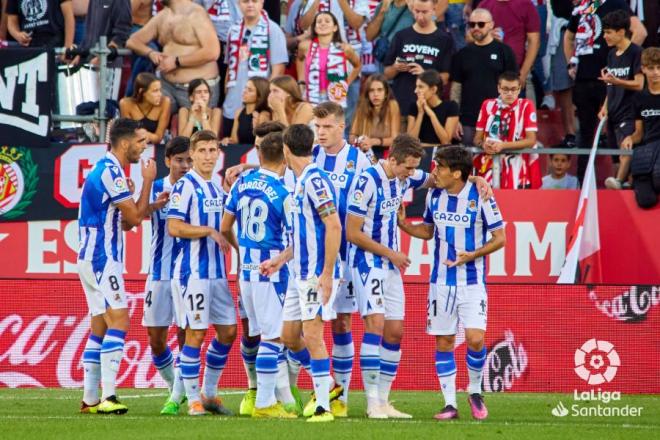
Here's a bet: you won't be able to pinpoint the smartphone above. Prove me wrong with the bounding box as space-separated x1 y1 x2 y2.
395 57 408 64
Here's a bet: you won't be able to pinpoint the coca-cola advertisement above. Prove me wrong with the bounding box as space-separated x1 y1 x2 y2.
1 280 657 393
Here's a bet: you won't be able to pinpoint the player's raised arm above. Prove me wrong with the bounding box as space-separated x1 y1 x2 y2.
114 157 157 227
396 205 434 240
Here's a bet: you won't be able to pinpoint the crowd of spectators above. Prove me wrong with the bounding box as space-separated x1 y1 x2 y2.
1 0 659 196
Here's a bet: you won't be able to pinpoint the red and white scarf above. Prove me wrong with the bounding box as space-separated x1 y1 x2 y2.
226 11 270 88
207 0 231 24
572 0 605 57
305 39 349 107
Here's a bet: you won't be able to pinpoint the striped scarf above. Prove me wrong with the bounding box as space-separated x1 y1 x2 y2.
305 39 349 107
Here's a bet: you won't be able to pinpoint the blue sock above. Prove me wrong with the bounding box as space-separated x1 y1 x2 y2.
332 332 354 403
466 347 487 395
203 339 232 398
436 351 457 407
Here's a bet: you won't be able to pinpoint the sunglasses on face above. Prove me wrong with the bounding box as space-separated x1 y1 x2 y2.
468 21 489 29
242 29 252 45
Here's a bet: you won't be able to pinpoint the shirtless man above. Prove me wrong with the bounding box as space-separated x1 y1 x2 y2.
127 0 221 113
131 0 152 26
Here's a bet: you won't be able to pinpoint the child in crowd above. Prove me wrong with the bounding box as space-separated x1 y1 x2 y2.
541 154 580 189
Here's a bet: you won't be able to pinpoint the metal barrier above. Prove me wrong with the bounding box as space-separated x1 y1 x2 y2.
51 36 132 143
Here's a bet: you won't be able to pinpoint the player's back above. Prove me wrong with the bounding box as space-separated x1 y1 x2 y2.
78 153 132 267
149 177 176 281
168 169 226 280
291 163 338 279
226 168 291 282
425 182 503 286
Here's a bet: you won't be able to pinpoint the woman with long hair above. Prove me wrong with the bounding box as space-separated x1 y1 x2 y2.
178 79 222 137
221 77 271 145
407 69 459 147
119 72 171 144
268 75 314 127
296 11 361 108
350 74 401 158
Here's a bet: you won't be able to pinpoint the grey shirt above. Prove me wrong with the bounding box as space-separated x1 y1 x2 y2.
222 18 288 119
81 0 131 68
542 174 580 190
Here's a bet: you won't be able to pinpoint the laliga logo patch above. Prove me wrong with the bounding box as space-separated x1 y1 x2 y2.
170 193 181 208
113 177 126 192
574 339 620 385
351 190 363 203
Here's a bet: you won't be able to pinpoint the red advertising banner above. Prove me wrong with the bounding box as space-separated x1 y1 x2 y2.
1 280 657 393
1 190 658 284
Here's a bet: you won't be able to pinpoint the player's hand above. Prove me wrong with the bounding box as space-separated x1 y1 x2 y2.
224 164 249 187
152 191 170 210
126 177 135 195
141 159 157 182
208 229 229 251
621 136 633 150
396 204 407 226
445 250 475 267
469 176 493 200
259 256 285 277
408 63 424 76
318 271 333 305
388 250 411 272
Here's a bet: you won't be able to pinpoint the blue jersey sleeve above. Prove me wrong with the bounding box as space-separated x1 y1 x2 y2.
224 179 240 216
101 164 132 204
407 169 430 190
481 196 504 231
307 174 336 214
167 179 192 220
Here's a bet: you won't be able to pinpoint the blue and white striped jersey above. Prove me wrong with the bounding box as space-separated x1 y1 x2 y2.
148 177 175 281
423 182 503 286
225 168 292 283
348 162 429 270
78 152 132 271
312 142 371 261
167 169 227 280
291 163 340 280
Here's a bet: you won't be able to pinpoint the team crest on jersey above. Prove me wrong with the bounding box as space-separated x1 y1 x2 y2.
468 199 477 212
194 313 201 322
0 146 38 220
346 160 355 171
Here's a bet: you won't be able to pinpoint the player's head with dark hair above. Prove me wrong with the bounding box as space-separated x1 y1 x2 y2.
498 71 522 105
254 121 286 138
165 136 192 180
602 10 632 44
387 134 425 180
109 118 146 163
314 102 345 149
283 124 315 157
433 146 473 183
165 136 190 157
259 132 285 164
416 69 444 99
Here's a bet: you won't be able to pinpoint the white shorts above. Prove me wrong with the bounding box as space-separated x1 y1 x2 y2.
427 284 488 335
283 277 338 322
171 277 237 330
353 266 405 320
238 294 247 320
239 280 287 340
78 260 127 316
142 278 176 327
334 260 357 314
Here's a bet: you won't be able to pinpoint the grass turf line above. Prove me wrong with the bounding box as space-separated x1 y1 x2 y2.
0 389 657 439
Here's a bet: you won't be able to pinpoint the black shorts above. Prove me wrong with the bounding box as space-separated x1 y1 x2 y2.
607 119 635 163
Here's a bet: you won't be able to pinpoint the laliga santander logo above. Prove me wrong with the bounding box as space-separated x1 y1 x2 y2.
574 339 620 385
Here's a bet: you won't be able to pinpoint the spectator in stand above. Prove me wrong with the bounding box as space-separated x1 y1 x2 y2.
366 0 415 72
474 71 541 189
383 0 454 128
194 0 242 106
6 0 74 51
72 0 87 46
564 0 647 180
349 74 401 159
479 0 541 94
547 0 576 149
268 75 315 127
624 47 660 208
441 0 467 50
221 0 287 137
296 11 361 109
221 77 271 145
177 78 222 137
127 0 220 115
407 69 459 146
541 153 580 189
450 8 517 145
531 0 554 110
124 0 158 98
598 10 644 190
291 0 372 132
119 72 171 144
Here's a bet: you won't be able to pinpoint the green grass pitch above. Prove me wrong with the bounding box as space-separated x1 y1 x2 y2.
0 389 657 439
